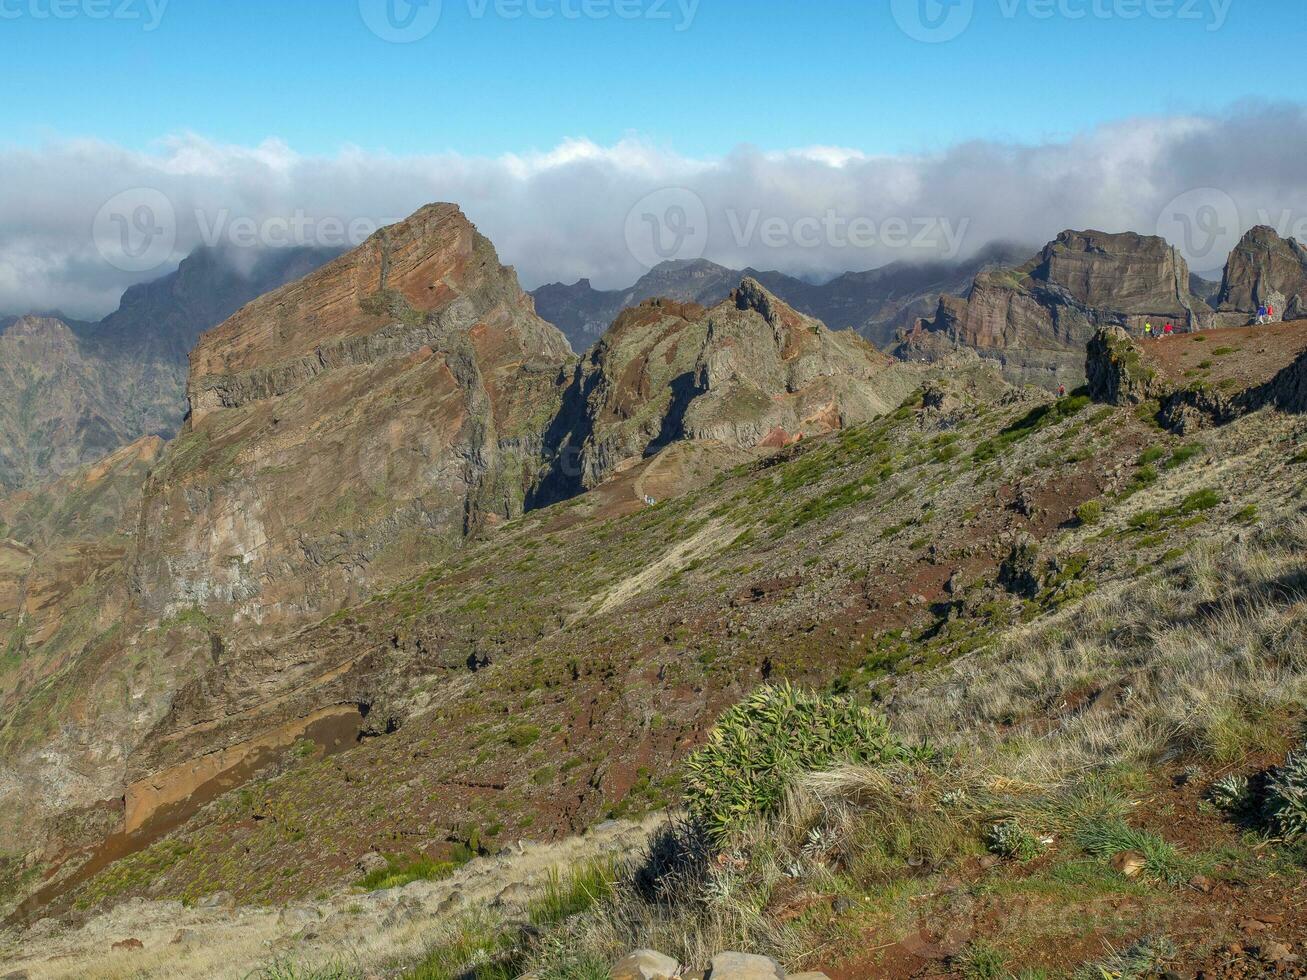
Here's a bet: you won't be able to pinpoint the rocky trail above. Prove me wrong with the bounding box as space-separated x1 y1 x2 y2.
0 815 665 979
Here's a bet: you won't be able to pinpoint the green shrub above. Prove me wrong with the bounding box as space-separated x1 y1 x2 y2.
1074 819 1187 883
1167 443 1205 468
1075 499 1104 526
1179 489 1221 514
957 940 1008 980
1131 464 1159 488
505 724 541 748
1075 936 1177 980
683 682 914 842
1266 748 1307 840
528 860 615 927
1137 446 1167 466
985 819 1044 861
357 854 459 892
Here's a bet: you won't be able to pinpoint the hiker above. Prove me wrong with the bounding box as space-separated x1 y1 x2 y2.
1268 302 1276 323
1163 322 1174 338
1144 321 1153 340
1058 384 1067 398
1258 304 1268 325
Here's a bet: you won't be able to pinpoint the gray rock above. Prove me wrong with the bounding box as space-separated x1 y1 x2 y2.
170 928 201 945
611 948 681 979
708 951 785 979
278 906 322 928
790 973 834 980
492 882 532 909
355 851 389 875
195 891 236 910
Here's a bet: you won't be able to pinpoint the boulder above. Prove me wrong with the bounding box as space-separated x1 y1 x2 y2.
708 951 786 979
998 533 1043 599
355 851 389 876
195 890 236 910
611 949 682 979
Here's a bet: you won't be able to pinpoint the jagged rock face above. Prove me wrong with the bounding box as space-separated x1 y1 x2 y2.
536 279 911 500
530 246 1032 353
132 204 573 637
1085 327 1161 406
902 230 1211 389
0 436 181 858
0 248 336 494
1216 226 1307 320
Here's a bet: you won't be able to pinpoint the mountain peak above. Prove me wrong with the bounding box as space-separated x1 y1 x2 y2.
188 202 569 419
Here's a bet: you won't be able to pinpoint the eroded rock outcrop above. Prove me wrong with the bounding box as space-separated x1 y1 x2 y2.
901 230 1212 389
535 279 915 501
1216 226 1307 322
0 247 336 494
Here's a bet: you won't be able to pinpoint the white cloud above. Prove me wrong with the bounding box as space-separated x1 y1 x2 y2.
3 103 1307 319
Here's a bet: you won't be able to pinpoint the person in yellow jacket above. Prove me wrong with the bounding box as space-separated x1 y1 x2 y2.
1144 321 1154 340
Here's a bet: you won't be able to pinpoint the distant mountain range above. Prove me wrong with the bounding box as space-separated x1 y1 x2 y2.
0 245 338 492
530 243 1034 353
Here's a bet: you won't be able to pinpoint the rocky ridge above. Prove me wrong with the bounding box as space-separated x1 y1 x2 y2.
531 245 1031 353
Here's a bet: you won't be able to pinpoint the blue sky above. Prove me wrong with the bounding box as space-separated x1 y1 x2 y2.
3 0 1302 157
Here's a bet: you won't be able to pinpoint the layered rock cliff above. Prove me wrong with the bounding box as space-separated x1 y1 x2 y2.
900 230 1212 388
131 204 573 639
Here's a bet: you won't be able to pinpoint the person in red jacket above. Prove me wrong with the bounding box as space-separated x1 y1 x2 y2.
1163 322 1174 338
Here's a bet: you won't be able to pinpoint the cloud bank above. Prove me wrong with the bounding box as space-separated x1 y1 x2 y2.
5 102 1307 319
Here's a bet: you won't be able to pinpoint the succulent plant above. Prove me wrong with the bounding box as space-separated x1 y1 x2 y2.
1266 749 1307 840
984 819 1044 861
683 682 913 843
1208 773 1250 813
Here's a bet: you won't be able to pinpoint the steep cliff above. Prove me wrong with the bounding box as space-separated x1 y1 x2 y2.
901 230 1212 389
132 204 573 639
0 247 336 493
1216 225 1307 321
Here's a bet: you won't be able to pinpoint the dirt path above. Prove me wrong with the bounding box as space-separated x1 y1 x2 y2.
0 813 666 980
